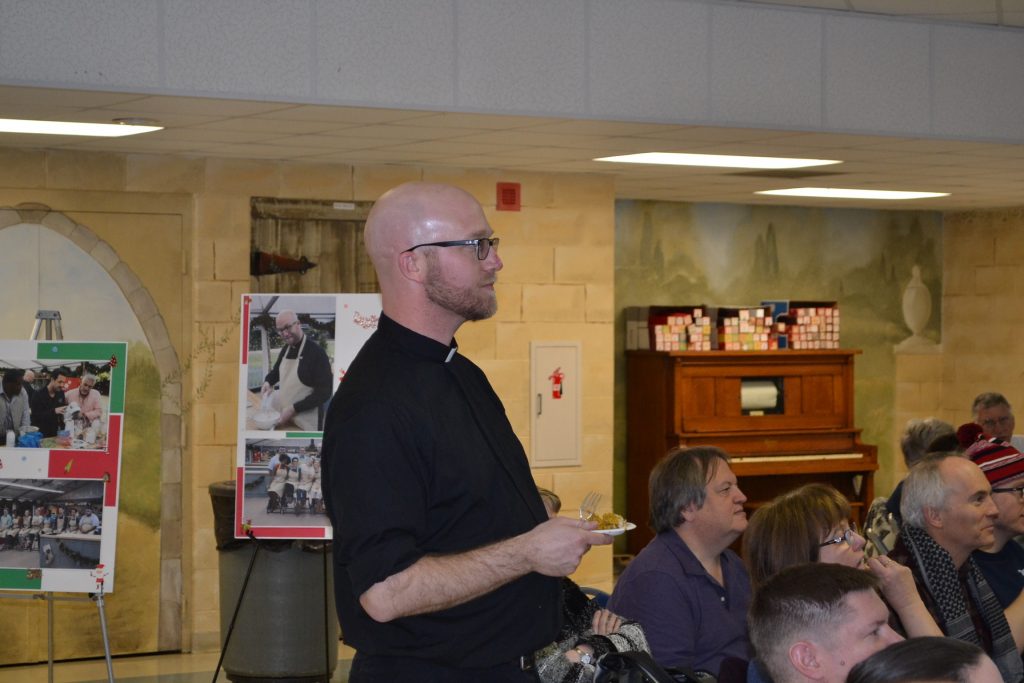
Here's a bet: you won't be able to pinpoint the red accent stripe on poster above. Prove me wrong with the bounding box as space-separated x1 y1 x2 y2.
235 467 246 538
241 296 251 365
104 414 122 506
249 526 327 539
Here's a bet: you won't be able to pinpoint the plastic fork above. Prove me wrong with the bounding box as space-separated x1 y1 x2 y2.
579 491 602 523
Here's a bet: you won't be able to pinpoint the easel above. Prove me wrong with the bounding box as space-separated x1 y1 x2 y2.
0 310 115 683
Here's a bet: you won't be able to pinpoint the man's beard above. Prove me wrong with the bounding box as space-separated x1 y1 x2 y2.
424 258 497 322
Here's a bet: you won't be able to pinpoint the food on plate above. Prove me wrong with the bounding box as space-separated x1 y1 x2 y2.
595 512 626 530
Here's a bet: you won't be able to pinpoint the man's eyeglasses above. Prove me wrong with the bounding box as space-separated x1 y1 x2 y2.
819 523 859 548
403 237 499 261
980 415 1013 429
992 485 1024 500
276 320 299 333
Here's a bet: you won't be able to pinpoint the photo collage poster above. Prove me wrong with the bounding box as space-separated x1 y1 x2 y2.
235 294 381 539
0 340 127 593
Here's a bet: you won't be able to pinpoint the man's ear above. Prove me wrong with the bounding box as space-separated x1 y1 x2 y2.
679 503 699 524
789 641 827 681
923 505 944 529
397 250 425 283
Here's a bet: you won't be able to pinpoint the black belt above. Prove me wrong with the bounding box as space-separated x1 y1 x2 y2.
519 653 536 671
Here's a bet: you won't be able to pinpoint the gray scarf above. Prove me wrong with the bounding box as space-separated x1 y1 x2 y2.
902 525 1022 683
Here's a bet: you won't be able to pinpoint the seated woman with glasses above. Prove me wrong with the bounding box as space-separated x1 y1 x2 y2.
743 483 941 638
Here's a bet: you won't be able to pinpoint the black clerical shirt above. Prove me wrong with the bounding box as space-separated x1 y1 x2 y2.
322 315 559 669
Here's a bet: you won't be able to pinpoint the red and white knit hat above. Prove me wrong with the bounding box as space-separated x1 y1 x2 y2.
959 422 1024 487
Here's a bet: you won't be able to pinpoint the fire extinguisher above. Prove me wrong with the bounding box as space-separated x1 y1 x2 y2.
549 367 564 399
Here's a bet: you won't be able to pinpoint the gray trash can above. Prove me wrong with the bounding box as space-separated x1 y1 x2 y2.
209 481 338 682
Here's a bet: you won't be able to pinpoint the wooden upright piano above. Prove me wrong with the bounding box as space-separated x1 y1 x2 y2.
625 349 877 556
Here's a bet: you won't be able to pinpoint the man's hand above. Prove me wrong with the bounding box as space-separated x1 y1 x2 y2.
277 405 296 426
261 382 273 397
523 516 612 577
867 555 918 612
591 608 625 636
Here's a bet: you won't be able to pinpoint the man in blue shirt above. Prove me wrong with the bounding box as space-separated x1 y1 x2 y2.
608 446 751 675
965 430 1024 607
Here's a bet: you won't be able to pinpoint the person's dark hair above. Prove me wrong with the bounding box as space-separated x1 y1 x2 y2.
744 483 851 589
2 368 24 385
926 432 963 455
279 454 291 465
648 446 730 533
900 418 955 467
749 563 879 683
537 487 561 515
901 451 960 529
846 636 987 683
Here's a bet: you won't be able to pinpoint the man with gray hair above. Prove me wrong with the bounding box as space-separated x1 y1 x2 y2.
746 563 901 683
64 373 103 423
608 446 751 675
883 418 956 526
973 392 1024 451
889 452 1024 682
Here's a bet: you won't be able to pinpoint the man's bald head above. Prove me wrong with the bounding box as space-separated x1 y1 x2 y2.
364 182 483 282
363 182 500 342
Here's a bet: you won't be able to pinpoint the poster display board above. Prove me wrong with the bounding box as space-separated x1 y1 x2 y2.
235 293 381 539
0 341 127 593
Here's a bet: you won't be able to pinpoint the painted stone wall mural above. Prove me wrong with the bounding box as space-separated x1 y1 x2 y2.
614 200 943 520
0 223 163 663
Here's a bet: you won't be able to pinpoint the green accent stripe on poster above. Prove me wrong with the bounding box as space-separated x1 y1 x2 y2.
107 347 126 414
285 432 322 439
35 342 120 360
0 568 42 590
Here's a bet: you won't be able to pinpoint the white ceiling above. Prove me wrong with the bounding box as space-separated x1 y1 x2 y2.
1 2 1023 213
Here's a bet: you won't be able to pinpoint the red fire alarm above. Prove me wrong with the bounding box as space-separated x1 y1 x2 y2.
496 182 521 211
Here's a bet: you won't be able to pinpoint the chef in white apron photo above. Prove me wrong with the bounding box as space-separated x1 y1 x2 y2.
261 310 333 431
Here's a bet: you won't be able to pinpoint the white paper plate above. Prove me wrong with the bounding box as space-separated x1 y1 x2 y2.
594 522 637 536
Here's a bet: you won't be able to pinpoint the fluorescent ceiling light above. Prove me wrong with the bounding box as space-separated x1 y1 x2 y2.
0 118 163 137
595 152 841 169
756 187 949 200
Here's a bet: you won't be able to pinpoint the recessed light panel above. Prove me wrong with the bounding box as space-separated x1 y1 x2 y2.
0 118 163 137
756 187 949 200
595 152 841 170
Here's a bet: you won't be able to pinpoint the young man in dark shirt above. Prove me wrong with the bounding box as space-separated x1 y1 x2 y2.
321 182 610 682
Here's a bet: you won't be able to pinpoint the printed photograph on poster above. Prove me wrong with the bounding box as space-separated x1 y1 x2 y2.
236 293 381 539
245 295 336 433
1 360 113 450
0 479 104 570
240 438 327 530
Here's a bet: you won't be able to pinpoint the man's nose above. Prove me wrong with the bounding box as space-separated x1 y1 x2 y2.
484 246 502 271
734 485 747 504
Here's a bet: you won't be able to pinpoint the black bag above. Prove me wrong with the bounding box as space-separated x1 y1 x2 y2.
594 651 718 683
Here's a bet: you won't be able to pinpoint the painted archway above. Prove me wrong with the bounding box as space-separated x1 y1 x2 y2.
0 202 183 658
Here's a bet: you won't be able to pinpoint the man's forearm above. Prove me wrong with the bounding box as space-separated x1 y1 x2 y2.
360 533 532 623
